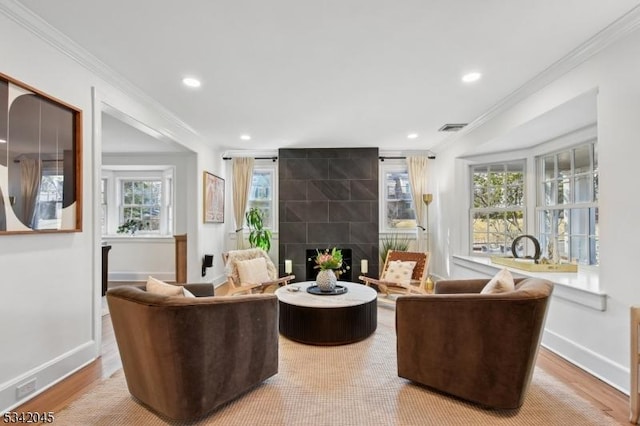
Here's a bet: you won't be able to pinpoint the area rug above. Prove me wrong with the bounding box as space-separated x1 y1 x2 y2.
55 305 618 425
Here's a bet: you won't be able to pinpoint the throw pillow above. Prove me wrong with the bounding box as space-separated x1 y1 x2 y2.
381 260 417 286
146 276 184 297
183 287 196 298
480 268 515 294
236 257 271 284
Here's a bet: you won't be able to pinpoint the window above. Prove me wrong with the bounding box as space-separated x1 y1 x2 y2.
382 166 416 231
470 161 525 255
101 167 174 236
246 167 275 229
121 180 162 232
537 142 598 265
34 170 64 229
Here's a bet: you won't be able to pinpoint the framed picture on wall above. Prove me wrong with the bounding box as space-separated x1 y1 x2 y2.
0 72 83 234
203 171 224 223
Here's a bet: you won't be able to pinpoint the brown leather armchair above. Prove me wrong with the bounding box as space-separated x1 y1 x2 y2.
396 277 553 409
106 284 279 421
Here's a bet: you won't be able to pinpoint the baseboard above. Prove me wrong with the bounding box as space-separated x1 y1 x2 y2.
109 271 175 282
0 341 97 412
542 329 629 394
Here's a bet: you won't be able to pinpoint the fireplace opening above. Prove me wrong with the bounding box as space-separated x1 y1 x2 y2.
306 248 353 282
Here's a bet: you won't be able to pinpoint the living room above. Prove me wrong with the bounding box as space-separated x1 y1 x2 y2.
2 1 640 424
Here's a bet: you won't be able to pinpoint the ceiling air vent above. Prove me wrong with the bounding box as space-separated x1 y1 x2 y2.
438 123 467 132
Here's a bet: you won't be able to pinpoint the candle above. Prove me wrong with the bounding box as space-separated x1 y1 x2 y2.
361 259 368 274
284 259 293 274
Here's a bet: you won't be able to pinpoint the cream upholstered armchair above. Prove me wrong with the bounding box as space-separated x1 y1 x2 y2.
359 250 430 295
223 248 295 295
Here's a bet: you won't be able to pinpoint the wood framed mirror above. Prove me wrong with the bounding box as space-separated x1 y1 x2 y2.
0 73 82 234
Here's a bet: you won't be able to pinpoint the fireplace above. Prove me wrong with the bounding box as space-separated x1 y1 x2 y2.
306 248 352 282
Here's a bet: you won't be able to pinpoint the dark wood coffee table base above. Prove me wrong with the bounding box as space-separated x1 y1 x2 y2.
278 298 377 345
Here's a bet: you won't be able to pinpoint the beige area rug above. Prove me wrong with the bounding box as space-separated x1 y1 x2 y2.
57 305 617 426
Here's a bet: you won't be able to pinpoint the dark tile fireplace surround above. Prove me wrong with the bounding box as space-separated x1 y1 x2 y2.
278 148 379 282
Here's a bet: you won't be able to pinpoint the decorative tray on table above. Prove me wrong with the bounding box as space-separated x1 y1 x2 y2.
306 285 349 296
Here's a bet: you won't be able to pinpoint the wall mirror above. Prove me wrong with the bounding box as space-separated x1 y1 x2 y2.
0 73 82 234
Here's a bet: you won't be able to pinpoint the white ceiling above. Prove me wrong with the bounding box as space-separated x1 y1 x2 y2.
15 0 640 153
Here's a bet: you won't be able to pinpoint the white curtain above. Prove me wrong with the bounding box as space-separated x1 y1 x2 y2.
21 158 42 228
407 156 429 252
232 157 255 249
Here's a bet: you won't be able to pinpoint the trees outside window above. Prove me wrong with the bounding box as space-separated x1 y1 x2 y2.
471 162 525 255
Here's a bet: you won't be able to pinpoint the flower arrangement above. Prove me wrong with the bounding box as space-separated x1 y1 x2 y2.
311 247 343 271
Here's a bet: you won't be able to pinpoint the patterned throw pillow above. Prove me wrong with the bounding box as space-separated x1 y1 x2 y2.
381 260 417 286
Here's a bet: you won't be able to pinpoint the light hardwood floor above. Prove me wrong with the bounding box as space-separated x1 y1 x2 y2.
15 302 631 425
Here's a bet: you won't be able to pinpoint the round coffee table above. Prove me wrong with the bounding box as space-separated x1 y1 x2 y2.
275 281 377 345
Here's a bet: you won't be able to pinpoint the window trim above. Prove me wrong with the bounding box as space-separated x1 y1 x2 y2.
379 161 417 234
101 167 175 237
469 160 527 256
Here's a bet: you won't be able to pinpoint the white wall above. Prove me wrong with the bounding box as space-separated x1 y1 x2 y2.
0 3 228 411
430 26 640 392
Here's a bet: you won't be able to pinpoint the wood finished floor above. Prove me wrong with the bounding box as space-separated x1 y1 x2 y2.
15 297 631 425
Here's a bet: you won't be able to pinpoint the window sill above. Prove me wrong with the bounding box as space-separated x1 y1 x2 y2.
452 255 606 311
102 235 175 243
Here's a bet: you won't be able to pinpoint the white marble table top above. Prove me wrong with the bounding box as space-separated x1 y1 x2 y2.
275 281 377 308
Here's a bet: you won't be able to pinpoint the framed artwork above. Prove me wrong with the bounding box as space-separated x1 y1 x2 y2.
203 171 224 223
0 72 83 234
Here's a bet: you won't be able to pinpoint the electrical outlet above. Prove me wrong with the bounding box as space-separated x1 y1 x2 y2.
16 378 36 398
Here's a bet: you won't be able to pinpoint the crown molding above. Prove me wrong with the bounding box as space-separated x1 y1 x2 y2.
0 0 200 140
431 5 640 153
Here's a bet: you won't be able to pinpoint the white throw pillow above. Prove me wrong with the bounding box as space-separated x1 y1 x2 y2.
381 260 417 286
183 287 196 298
146 276 184 297
236 257 271 284
480 268 515 294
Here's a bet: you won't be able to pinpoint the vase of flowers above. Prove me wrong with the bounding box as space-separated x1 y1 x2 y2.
312 248 343 292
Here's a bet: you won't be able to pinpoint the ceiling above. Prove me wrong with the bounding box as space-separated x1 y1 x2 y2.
15 0 640 154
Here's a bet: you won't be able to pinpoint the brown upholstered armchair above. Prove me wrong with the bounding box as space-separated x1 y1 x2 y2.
396 277 553 409
106 284 279 421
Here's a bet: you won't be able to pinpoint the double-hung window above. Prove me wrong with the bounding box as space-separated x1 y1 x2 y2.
470 161 525 254
537 142 598 265
245 166 275 229
382 165 416 232
101 167 174 236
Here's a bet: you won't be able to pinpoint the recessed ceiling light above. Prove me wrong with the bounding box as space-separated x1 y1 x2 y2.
182 77 201 88
462 72 482 83
407 133 419 139
240 134 251 141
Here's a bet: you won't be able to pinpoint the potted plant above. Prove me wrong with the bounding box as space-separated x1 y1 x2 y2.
379 233 410 262
245 207 272 252
117 219 143 235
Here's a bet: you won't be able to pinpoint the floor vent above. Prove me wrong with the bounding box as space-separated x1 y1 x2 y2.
438 123 467 132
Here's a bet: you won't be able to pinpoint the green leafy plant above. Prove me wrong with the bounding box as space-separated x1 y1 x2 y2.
117 219 143 235
379 233 410 261
246 207 272 252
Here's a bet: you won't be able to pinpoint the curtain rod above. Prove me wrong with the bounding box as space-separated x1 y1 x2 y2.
13 158 63 163
222 156 278 162
379 155 436 161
